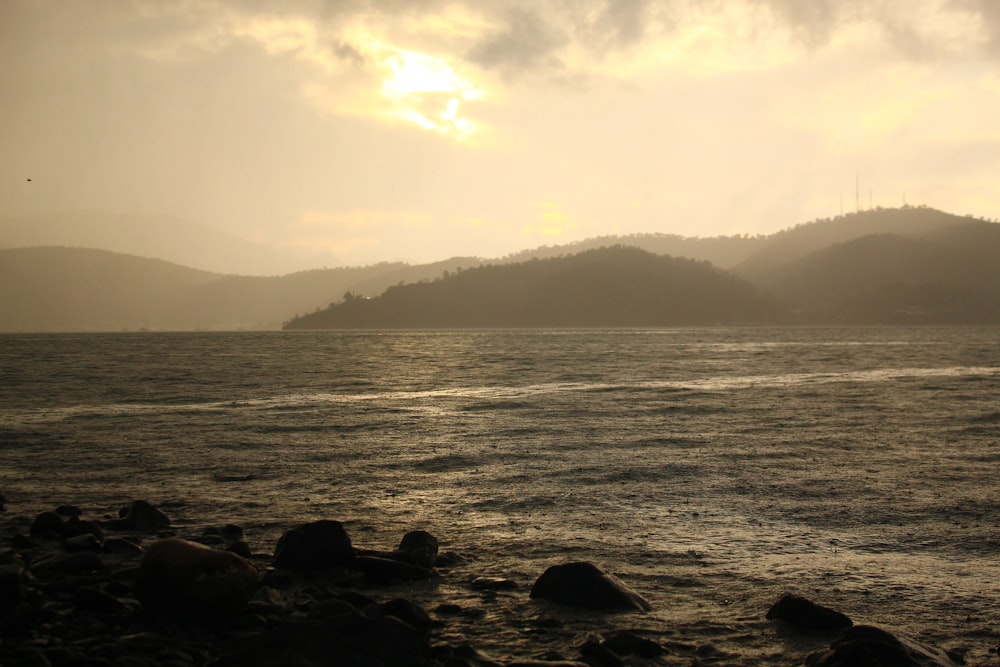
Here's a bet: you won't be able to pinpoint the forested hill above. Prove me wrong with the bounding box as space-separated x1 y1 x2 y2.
283 246 775 329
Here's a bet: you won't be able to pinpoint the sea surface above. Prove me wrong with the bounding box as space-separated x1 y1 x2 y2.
1 327 999 664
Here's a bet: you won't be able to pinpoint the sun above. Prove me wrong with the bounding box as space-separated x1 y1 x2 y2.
375 44 484 139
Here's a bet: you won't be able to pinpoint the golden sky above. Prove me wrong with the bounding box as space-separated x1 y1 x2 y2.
2 0 999 267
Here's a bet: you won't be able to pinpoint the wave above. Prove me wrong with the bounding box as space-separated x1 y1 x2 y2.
3 365 997 427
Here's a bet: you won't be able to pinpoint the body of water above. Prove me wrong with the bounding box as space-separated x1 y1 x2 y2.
1 327 998 664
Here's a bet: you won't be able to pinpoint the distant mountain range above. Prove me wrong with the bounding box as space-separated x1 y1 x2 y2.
2 206 999 331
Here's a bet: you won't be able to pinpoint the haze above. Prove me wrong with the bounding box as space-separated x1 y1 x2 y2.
3 0 999 269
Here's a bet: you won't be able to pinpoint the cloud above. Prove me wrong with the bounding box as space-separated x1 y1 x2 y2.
467 7 568 75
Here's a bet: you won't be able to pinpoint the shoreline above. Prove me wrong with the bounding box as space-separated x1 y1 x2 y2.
2 497 994 666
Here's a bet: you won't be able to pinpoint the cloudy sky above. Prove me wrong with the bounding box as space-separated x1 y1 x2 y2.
3 0 999 266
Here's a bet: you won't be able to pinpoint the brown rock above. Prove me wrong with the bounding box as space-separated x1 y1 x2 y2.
134 538 257 617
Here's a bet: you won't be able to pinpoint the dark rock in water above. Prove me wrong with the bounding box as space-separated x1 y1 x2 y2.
227 540 252 559
380 598 431 633
55 504 82 518
529 562 652 612
220 524 244 543
133 538 257 617
29 510 66 538
806 625 960 667
273 520 355 570
222 614 430 667
766 594 853 634
64 533 102 552
354 555 436 584
470 576 519 591
63 516 105 541
396 530 439 568
581 635 626 667
114 500 171 531
602 630 664 658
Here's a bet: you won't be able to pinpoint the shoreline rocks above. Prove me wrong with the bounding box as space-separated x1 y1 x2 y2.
0 498 982 666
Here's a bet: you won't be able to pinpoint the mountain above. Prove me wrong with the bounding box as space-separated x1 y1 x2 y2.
284 246 776 329
0 211 321 276
504 233 767 269
731 206 979 282
0 248 421 331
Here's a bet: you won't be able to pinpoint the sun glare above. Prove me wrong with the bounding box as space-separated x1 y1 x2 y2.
376 44 484 139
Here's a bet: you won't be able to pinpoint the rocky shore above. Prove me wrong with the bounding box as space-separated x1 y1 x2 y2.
0 497 990 666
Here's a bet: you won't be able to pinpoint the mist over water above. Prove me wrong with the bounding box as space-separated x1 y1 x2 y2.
2 327 998 664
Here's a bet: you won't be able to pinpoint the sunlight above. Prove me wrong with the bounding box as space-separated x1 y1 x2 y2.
376 44 484 139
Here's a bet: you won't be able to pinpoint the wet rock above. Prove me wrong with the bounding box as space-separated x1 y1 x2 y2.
354 555 436 584
396 530 439 568
806 625 960 667
114 500 171 531
529 562 651 612
380 598 431 633
133 537 257 617
226 540 252 559
766 594 853 634
64 533 102 552
103 537 143 556
471 576 519 591
63 516 105 541
33 551 104 574
602 630 664 658
273 519 355 570
30 511 67 538
581 634 625 667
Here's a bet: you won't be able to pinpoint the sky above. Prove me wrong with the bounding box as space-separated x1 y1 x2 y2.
2 0 1000 267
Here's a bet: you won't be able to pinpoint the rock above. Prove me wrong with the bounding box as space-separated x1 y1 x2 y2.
529 562 651 612
74 586 130 614
62 516 104 541
396 530 439 568
470 576 518 591
806 625 960 667
227 540 252 559
353 555 436 584
602 630 664 658
33 551 104 574
115 500 171 531
29 511 66 538
766 594 853 634
64 533 102 552
273 520 355 570
103 537 144 556
380 598 431 633
133 538 257 617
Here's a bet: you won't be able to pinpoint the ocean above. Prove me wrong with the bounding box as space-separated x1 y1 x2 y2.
1 327 998 664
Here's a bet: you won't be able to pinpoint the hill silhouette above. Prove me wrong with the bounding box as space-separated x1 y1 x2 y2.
284 246 776 329
4 207 1000 331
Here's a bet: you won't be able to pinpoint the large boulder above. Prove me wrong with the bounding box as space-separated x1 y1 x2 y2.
766 594 853 634
134 538 258 616
806 625 960 667
529 562 651 612
274 520 355 570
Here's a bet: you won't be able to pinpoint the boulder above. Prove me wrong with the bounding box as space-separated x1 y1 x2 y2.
806 625 960 667
396 530 439 568
353 556 436 584
529 562 651 612
133 538 257 616
273 520 355 571
114 500 171 531
766 594 853 634
29 511 66 538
